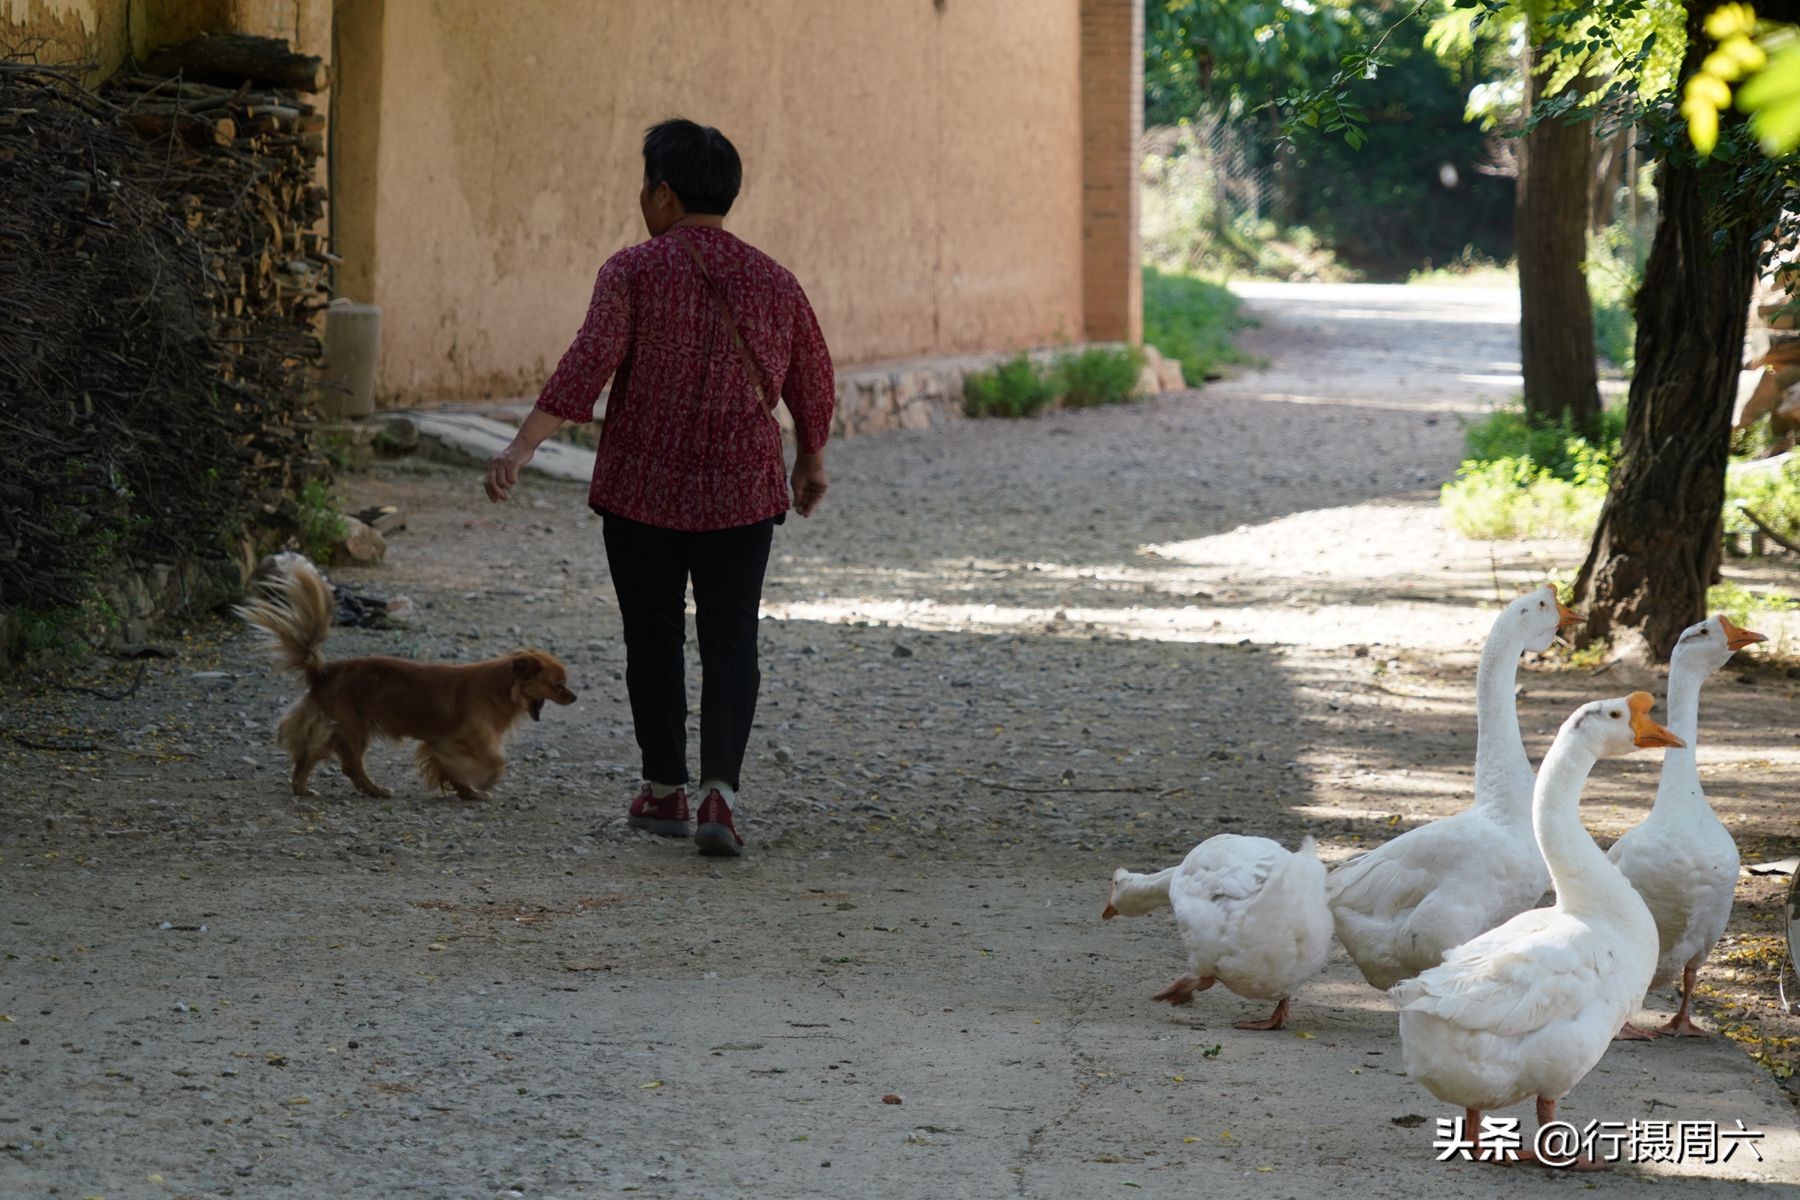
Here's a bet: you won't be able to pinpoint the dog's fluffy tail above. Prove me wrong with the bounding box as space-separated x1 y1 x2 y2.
235 555 333 680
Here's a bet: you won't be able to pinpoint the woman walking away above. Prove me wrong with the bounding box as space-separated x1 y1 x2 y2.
484 118 835 857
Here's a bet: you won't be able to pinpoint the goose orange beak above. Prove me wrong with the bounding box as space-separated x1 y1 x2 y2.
1556 601 1585 630
1627 691 1685 749
1719 615 1768 651
1101 903 1119 921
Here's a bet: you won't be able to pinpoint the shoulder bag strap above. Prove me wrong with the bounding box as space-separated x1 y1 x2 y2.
669 232 777 417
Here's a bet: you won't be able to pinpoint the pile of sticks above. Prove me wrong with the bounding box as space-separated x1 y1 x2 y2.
106 33 332 399
0 35 328 617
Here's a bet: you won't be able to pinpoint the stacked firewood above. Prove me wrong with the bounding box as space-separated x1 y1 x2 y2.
105 35 332 395
0 35 329 620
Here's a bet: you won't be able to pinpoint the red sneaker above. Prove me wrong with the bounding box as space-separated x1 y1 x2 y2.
627 786 690 837
694 790 744 857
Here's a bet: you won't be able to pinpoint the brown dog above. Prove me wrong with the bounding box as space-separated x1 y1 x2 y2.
236 556 575 801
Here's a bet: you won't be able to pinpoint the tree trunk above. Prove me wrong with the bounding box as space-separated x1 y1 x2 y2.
1516 45 1601 433
1571 7 1771 661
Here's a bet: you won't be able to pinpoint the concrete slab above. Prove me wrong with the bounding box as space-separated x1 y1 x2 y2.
395 411 596 484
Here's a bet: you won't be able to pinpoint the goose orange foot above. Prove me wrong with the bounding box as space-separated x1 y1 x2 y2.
1233 996 1291 1031
1509 1097 1613 1172
1152 974 1214 1005
1658 968 1710 1037
1657 1011 1708 1038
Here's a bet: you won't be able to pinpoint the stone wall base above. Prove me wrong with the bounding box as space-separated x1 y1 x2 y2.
2 550 250 668
402 341 1188 444
789 341 1185 439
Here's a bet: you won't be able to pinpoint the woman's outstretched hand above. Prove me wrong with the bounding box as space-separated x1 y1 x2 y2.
484 443 535 503
485 409 569 502
791 451 828 517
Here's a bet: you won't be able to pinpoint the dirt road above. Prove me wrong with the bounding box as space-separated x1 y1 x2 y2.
3 283 1796 1198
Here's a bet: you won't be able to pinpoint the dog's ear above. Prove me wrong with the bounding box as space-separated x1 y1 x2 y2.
512 653 542 679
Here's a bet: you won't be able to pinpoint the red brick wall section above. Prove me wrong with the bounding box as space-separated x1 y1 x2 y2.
1079 0 1143 344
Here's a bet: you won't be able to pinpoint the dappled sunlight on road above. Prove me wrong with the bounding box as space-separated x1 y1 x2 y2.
762 592 1492 651
1229 280 1519 320
1240 391 1502 414
766 494 1587 653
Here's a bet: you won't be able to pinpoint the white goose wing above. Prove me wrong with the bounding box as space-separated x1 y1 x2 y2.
1220 838 1332 993
1167 836 1284 973
1179 834 1283 899
1390 910 1600 1038
1327 812 1479 919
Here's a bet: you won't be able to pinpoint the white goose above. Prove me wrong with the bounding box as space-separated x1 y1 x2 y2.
1608 614 1766 1039
1328 586 1581 989
1104 834 1332 1030
1392 692 1679 1165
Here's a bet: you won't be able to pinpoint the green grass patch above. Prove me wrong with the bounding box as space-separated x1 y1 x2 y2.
1706 579 1799 629
1724 454 1800 550
1444 401 1800 554
1440 459 1609 541
1461 406 1626 477
295 479 347 564
1590 278 1636 372
1591 220 1656 370
1142 266 1255 382
1439 405 1621 540
7 606 93 659
964 346 1146 419
1406 252 1517 287
963 354 1059 419
1054 345 1145 409
1587 223 1649 372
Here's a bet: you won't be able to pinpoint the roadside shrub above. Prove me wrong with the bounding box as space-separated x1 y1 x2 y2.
1445 402 1800 549
1139 127 1352 281
1724 456 1800 549
1707 579 1799 631
1143 266 1256 382
1406 250 1516 286
1055 346 1145 408
1461 406 1625 475
1440 458 1608 540
1588 222 1650 371
1590 279 1636 372
1440 404 1619 539
1731 412 1787 459
296 479 347 564
963 354 1057 419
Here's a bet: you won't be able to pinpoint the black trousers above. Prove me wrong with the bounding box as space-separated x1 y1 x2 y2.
600 510 777 791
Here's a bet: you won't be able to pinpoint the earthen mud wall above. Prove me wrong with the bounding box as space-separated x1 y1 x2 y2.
6 1 1109 406
331 0 1088 404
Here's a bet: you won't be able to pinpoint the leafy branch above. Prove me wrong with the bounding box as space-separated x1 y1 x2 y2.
1276 0 1437 148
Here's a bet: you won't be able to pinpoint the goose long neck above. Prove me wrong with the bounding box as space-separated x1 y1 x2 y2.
1652 658 1704 812
1472 622 1530 816
1533 737 1631 915
1114 866 1177 915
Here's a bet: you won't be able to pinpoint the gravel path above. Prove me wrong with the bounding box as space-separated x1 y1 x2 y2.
3 283 1796 1198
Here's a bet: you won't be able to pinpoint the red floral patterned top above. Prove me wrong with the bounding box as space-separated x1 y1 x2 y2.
533 226 835 531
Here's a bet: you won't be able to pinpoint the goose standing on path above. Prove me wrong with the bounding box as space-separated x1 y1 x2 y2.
1104 835 1332 1030
1328 586 1582 989
1608 614 1767 1039
1392 692 1681 1168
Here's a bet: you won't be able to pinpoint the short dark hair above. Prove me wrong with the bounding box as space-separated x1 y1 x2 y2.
642 119 741 216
